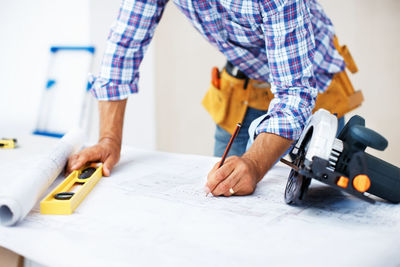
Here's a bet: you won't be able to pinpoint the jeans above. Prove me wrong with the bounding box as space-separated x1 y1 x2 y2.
213 108 346 157
214 107 266 157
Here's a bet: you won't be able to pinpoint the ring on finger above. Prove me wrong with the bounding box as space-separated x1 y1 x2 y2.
229 188 235 195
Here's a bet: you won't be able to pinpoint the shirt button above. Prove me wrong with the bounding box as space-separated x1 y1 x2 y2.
205 15 211 21
240 63 246 68
222 43 228 48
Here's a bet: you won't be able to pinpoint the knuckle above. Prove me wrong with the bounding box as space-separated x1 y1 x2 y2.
214 171 226 182
78 153 88 162
93 146 105 156
240 163 250 172
244 185 255 194
207 171 218 182
229 156 239 162
213 184 227 196
67 161 74 170
88 144 101 151
211 189 221 196
70 154 79 160
220 183 230 193
207 182 217 193
67 159 75 167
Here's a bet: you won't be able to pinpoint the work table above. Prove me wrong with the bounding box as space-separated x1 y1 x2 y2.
0 135 399 267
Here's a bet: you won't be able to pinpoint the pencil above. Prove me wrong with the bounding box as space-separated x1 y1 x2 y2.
218 123 242 168
206 123 241 197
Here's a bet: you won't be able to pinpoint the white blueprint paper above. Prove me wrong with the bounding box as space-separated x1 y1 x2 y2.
0 144 399 267
0 129 84 226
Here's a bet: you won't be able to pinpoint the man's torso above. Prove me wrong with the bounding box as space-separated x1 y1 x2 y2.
173 0 345 92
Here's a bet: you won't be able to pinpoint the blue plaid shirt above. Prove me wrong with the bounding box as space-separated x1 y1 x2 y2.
91 0 345 141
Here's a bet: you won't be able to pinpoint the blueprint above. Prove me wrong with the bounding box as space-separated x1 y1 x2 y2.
0 130 84 226
0 140 399 267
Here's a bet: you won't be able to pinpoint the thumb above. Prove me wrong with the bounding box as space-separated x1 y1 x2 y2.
103 154 119 177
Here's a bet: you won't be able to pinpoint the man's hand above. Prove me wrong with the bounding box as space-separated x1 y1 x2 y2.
67 137 121 176
67 99 127 176
205 132 292 196
205 156 260 196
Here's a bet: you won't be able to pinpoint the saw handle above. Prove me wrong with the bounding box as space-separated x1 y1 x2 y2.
349 125 388 151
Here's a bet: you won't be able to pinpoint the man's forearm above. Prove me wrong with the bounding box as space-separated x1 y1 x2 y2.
67 99 127 176
242 132 293 182
99 99 127 146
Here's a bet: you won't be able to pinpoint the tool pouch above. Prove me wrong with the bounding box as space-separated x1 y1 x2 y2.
202 80 231 125
203 37 361 133
313 37 364 118
202 70 271 134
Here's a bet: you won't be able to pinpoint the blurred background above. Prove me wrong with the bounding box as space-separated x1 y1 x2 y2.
0 0 399 166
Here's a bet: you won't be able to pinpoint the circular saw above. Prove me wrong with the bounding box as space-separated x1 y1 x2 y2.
282 109 400 204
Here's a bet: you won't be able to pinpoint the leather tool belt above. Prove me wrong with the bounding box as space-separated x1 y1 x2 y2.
202 37 363 134
313 37 364 118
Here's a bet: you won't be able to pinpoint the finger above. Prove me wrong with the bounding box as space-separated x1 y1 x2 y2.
204 160 224 194
205 157 238 194
206 161 235 194
69 147 103 171
208 156 237 177
102 154 119 177
230 178 255 196
67 154 80 174
228 176 243 196
212 169 241 196
210 160 221 173
220 179 241 197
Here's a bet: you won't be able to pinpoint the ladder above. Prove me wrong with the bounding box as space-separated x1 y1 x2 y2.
33 46 95 138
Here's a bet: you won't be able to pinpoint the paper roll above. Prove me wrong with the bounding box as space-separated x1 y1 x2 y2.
0 129 84 226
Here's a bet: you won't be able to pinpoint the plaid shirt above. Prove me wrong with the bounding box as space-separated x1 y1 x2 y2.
91 0 345 141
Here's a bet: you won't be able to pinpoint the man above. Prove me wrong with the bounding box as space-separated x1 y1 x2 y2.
68 0 361 197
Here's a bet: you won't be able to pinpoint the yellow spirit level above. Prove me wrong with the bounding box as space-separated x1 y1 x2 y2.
0 138 17 149
40 163 103 215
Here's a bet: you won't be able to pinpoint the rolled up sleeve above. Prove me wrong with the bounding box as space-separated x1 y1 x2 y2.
257 0 317 141
91 0 168 101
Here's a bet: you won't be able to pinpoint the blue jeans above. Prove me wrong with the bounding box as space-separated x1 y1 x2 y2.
213 108 346 157
214 107 266 157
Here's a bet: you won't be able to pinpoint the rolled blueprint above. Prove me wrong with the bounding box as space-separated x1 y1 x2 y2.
0 129 84 226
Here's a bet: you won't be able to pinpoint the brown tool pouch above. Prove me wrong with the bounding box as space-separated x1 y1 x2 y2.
313 71 364 118
202 70 272 134
313 37 363 118
202 37 363 134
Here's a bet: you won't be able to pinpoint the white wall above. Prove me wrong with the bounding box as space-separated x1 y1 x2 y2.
0 0 156 150
154 1 400 166
0 0 91 136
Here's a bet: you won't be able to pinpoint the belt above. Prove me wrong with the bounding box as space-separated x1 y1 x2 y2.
225 61 248 80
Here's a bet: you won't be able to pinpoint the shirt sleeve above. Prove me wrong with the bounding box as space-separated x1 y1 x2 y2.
91 0 169 101
257 0 317 141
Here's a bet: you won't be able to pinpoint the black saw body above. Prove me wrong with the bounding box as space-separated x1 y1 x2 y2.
284 110 400 204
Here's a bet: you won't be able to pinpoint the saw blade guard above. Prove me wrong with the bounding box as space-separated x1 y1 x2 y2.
292 109 338 167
